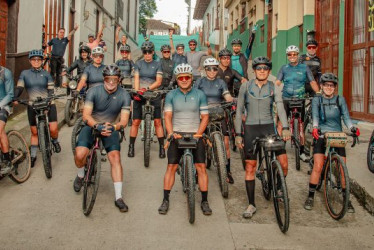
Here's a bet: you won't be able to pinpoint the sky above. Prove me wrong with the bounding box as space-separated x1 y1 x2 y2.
153 0 202 35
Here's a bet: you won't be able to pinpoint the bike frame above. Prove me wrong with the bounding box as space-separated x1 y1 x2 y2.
85 132 102 183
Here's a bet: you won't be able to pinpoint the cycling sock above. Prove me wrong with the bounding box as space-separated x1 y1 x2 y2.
308 183 317 198
129 136 136 145
300 146 305 154
3 152 10 161
226 158 231 173
245 180 255 206
114 182 122 200
201 191 208 202
164 189 171 201
77 167 85 178
30 145 38 158
158 137 165 146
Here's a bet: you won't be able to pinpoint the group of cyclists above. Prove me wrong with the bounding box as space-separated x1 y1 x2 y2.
0 25 361 222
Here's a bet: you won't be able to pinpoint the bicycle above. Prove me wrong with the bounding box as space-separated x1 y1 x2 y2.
64 74 84 127
0 130 31 183
314 132 359 220
17 94 65 178
367 129 374 173
254 134 289 233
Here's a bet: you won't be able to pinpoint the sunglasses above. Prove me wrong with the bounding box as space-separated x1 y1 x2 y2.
287 53 298 57
220 56 231 60
307 45 317 49
189 43 196 46
30 58 42 62
177 75 191 81
120 51 129 54
104 78 120 84
322 83 336 88
143 51 153 55
162 51 171 54
205 66 218 72
92 54 104 58
255 65 270 71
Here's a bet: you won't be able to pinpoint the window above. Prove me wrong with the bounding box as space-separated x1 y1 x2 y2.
261 24 265 43
116 0 124 21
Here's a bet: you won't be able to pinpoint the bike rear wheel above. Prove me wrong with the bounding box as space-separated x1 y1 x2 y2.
83 148 101 216
293 119 301 171
38 120 52 178
272 160 289 233
212 133 228 198
324 153 349 220
65 98 79 127
7 130 31 183
144 114 152 167
185 154 195 224
367 130 374 173
71 117 84 155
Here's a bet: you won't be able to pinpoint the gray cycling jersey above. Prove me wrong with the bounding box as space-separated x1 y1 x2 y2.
115 59 134 78
81 64 106 89
17 68 54 101
185 51 206 77
194 77 229 105
0 66 14 113
85 85 131 123
235 79 288 134
134 59 163 88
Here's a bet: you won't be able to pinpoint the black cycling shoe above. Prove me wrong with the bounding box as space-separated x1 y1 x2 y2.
52 140 61 153
159 146 166 159
201 201 212 215
128 144 135 158
304 197 314 210
31 157 37 168
347 201 355 213
227 172 234 184
115 198 129 212
158 199 169 214
73 175 83 192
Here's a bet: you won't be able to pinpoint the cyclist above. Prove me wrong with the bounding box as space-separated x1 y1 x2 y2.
159 44 174 89
299 40 322 96
66 45 92 78
73 65 131 212
194 58 235 184
185 39 212 81
276 45 319 162
86 24 105 51
0 54 14 171
128 41 165 158
230 25 257 95
14 50 61 168
115 44 134 88
235 57 291 218
217 48 247 96
304 73 360 213
169 31 187 68
158 63 212 215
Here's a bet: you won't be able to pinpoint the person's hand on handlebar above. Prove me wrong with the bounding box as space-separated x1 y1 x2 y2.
312 127 320 140
137 88 147 95
351 126 360 137
281 128 291 141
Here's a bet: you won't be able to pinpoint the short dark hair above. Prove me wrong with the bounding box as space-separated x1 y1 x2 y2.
58 27 65 32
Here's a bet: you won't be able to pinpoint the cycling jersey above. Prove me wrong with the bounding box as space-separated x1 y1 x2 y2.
172 53 187 69
164 88 208 133
85 85 131 123
81 64 106 89
277 63 314 98
48 37 69 57
194 77 229 104
67 58 92 76
17 68 54 101
134 59 163 88
235 79 288 134
0 66 14 113
159 58 174 88
299 54 322 82
230 32 255 79
115 59 134 78
185 51 206 77
312 95 353 133
217 67 243 95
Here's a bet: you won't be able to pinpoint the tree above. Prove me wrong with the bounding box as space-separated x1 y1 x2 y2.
139 0 158 36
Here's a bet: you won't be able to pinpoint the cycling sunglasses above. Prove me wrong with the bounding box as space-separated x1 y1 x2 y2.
255 65 270 71
92 54 104 58
287 53 298 57
120 50 130 53
189 43 196 46
142 50 153 55
205 66 218 72
162 51 171 54
177 75 192 81
307 45 317 50
104 77 120 84
322 83 336 88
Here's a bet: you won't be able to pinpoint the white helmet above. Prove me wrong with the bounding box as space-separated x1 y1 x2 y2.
92 46 104 55
174 63 193 76
203 57 219 67
286 45 299 54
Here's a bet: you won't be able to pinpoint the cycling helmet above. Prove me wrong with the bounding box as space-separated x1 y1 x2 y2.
320 73 338 85
306 39 318 47
286 45 299 54
188 39 197 45
141 41 155 51
176 44 185 49
28 49 44 59
252 56 272 70
173 63 193 76
218 48 232 57
231 38 243 45
160 44 171 52
119 44 131 52
88 34 95 38
79 45 91 55
103 64 122 78
203 58 219 67
92 46 104 55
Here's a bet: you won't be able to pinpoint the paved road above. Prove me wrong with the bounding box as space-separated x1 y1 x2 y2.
0 125 373 249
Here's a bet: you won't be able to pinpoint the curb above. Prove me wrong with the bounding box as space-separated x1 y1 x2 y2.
350 178 374 216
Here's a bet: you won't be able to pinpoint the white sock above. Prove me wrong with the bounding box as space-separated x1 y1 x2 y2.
77 168 85 178
114 182 123 200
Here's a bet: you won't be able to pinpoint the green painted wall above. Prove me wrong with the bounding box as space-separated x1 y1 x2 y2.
338 3 345 95
302 15 315 54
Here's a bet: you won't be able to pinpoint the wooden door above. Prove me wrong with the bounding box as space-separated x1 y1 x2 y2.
68 0 75 65
0 0 8 65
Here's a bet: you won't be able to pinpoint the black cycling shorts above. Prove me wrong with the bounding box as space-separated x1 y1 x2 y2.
244 124 286 160
0 109 9 123
27 104 57 126
76 125 121 153
283 99 305 121
313 137 346 157
167 137 206 164
132 96 162 120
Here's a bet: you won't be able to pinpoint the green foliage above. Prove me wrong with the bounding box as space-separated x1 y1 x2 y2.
139 0 158 35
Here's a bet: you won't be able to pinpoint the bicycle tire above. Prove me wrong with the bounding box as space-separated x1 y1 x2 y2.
324 153 349 220
239 147 246 171
65 98 79 127
367 130 374 173
185 154 195 224
272 160 289 233
212 133 229 198
71 117 84 155
83 148 101 216
206 144 212 169
144 113 152 168
293 119 301 171
303 115 313 157
7 130 31 183
259 159 271 201
38 120 52 178
228 113 237 151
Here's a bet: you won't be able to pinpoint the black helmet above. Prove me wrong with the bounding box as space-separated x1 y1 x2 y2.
188 39 197 45
306 39 318 47
160 44 171 52
218 48 232 57
141 41 155 51
103 64 121 78
120 44 131 52
28 49 44 59
231 38 242 45
176 43 185 49
320 73 338 85
252 56 272 69
79 45 91 55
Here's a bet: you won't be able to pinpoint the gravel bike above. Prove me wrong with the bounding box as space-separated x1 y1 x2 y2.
367 129 374 173
64 74 84 126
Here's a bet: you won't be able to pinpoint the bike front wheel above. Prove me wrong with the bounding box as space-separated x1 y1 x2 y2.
65 98 79 127
185 154 195 224
293 119 301 171
367 130 374 173
38 120 52 178
212 133 228 198
83 148 101 216
7 130 31 183
272 160 289 233
144 114 152 167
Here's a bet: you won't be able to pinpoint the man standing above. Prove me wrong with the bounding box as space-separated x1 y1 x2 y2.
45 24 79 87
86 23 105 51
115 26 130 60
185 39 212 81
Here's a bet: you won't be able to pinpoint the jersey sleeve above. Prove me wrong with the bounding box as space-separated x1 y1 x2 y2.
164 91 173 112
305 65 315 82
339 96 353 129
81 66 90 79
17 71 26 87
156 61 163 76
84 88 95 109
220 79 230 96
121 91 131 114
0 69 14 108
134 61 140 75
47 39 54 46
46 72 54 90
194 78 202 89
199 90 209 115
276 66 285 81
235 82 247 134
312 97 320 128
274 83 288 127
